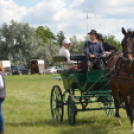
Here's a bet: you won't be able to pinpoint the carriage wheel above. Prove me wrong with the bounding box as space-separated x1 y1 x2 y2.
50 85 64 122
104 97 115 117
67 94 77 126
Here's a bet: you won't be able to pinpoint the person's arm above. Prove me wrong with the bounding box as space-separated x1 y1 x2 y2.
84 42 92 57
100 43 106 55
63 50 75 63
106 42 119 52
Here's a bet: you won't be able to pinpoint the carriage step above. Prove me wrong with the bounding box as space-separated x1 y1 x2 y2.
77 107 115 112
75 94 113 98
86 90 112 95
51 76 62 80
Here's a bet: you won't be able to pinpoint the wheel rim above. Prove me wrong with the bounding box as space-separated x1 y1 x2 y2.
51 85 63 122
68 95 75 126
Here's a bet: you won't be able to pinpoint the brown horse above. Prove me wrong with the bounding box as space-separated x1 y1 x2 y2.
108 27 134 132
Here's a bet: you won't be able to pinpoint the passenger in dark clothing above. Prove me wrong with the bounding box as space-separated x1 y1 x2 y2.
82 30 106 71
97 33 119 56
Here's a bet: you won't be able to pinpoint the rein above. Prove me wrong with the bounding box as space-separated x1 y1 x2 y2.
117 72 134 79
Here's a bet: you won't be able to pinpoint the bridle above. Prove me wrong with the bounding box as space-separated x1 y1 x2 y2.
121 34 134 62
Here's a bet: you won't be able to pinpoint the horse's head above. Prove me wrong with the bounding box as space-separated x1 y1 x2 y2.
121 27 134 66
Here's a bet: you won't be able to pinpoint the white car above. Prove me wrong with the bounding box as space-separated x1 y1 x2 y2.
45 66 62 74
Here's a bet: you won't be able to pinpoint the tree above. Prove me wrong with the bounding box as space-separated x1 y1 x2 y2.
70 35 84 54
36 26 56 44
0 20 60 68
57 31 65 46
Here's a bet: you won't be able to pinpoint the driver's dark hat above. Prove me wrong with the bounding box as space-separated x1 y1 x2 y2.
97 33 104 40
88 29 97 35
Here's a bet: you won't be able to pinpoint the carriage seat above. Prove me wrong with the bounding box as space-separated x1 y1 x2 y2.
70 54 86 61
53 56 67 62
52 56 74 74
53 55 86 73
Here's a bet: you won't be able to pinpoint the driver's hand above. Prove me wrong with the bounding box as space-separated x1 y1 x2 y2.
102 54 106 58
105 51 111 56
90 54 95 58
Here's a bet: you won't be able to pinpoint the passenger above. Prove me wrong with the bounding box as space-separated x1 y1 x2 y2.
97 33 119 56
59 38 77 70
83 30 106 71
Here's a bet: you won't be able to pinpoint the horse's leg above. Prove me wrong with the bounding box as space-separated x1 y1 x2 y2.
111 83 121 126
130 94 134 132
123 93 134 132
124 99 131 119
114 96 122 126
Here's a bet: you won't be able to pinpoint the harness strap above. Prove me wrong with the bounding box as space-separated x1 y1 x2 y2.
91 54 122 96
117 72 134 79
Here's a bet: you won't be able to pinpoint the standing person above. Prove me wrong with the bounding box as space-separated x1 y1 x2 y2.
97 33 119 56
0 62 6 134
59 38 77 70
83 30 106 70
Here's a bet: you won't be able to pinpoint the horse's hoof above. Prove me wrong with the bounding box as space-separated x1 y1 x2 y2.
115 117 121 126
132 128 134 133
132 123 134 133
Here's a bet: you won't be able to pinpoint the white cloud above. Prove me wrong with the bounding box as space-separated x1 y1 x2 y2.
0 0 26 25
1 0 134 41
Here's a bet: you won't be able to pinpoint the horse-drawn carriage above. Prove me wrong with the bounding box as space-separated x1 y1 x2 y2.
50 28 134 133
50 54 117 126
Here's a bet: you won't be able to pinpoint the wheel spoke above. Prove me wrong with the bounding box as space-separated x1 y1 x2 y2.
52 103 56 109
58 94 61 101
56 91 60 101
52 108 56 120
57 108 61 121
69 107 74 115
52 96 56 102
55 88 58 100
56 109 58 121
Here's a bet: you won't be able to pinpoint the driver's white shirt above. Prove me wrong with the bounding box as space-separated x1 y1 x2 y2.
59 46 75 70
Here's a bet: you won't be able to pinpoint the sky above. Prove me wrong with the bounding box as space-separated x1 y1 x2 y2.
1 0 134 41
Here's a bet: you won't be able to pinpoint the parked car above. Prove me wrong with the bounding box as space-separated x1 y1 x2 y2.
45 66 62 74
11 66 30 75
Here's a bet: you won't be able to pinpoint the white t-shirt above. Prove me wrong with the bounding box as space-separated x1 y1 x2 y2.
59 46 75 70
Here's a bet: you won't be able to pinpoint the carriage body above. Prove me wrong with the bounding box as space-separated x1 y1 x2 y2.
51 55 115 126
61 70 110 92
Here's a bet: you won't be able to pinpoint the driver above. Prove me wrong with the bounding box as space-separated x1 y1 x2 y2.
83 30 106 70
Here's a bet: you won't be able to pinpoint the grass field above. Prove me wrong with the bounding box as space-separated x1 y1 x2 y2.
3 75 132 134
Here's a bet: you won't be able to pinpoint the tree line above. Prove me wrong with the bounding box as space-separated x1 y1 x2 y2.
0 20 121 68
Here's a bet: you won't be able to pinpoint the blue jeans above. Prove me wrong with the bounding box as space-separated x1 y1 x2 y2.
0 99 4 132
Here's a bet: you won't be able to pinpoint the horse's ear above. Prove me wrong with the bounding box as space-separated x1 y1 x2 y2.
122 27 126 35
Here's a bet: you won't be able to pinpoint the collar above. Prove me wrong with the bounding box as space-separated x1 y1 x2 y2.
89 39 97 43
63 46 70 51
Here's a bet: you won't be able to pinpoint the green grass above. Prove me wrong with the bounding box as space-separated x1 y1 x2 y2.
3 75 132 134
